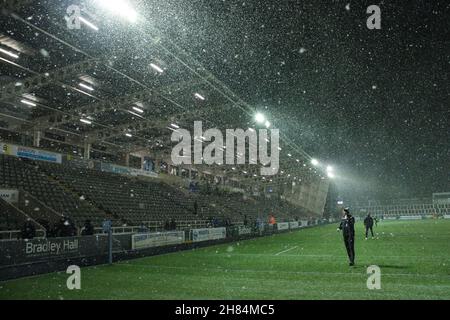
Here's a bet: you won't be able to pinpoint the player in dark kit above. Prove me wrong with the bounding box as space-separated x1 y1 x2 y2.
337 208 356 266
364 213 375 240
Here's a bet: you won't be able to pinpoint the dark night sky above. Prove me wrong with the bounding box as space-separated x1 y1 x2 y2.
145 1 449 201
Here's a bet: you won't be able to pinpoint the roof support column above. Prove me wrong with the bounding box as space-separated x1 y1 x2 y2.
124 153 130 167
83 141 91 160
33 130 41 147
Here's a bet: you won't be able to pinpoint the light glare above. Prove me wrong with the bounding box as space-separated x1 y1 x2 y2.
96 0 138 23
255 113 265 123
132 106 144 113
79 83 94 91
80 118 92 125
194 93 205 100
20 99 36 107
150 63 164 73
78 16 99 31
0 48 19 59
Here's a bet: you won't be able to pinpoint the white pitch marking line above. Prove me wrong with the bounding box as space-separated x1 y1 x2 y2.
275 246 298 256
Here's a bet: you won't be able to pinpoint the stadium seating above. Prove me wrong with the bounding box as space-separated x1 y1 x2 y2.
0 197 24 231
36 161 202 226
0 154 310 232
0 155 110 227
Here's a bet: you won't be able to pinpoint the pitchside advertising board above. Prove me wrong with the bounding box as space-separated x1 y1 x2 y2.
101 162 158 179
289 221 300 229
132 231 185 250
0 235 109 267
400 216 422 220
0 189 19 203
237 226 252 236
191 227 226 242
0 143 62 163
277 222 289 231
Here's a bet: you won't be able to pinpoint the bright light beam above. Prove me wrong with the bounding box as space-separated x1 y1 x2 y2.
78 16 99 31
80 118 92 125
79 83 94 91
194 93 205 100
150 63 164 73
95 0 138 23
132 106 144 113
20 99 36 107
255 113 265 123
0 48 19 59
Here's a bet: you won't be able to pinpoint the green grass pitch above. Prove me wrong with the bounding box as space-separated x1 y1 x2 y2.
1 219 449 300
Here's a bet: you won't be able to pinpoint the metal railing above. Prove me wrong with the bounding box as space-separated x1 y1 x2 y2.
0 229 46 241
0 196 47 239
18 190 62 224
92 219 211 235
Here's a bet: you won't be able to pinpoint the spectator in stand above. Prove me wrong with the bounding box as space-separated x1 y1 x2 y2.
256 216 263 228
138 223 149 233
54 216 65 237
21 218 36 239
164 220 170 231
268 214 276 226
37 219 50 237
193 201 198 215
67 217 78 236
55 216 76 237
243 215 248 226
81 219 95 236
46 222 56 238
170 218 177 231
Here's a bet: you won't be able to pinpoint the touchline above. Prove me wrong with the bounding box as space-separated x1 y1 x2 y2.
171 121 279 176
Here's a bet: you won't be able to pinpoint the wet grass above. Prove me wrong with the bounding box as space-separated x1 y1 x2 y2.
1 219 449 300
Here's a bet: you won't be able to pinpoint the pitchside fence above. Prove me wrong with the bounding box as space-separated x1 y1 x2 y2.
0 219 325 281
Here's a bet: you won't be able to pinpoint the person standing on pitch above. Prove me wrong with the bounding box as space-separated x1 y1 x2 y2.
337 208 356 266
364 213 375 240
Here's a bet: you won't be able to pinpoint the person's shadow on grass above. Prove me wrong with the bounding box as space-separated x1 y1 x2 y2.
350 264 409 271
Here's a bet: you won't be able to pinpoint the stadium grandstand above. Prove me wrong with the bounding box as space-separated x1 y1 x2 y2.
351 195 450 220
0 0 332 242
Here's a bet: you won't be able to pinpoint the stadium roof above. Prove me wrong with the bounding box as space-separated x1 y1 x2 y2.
0 0 328 186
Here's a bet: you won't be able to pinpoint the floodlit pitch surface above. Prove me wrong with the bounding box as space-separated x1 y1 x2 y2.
1 219 449 300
